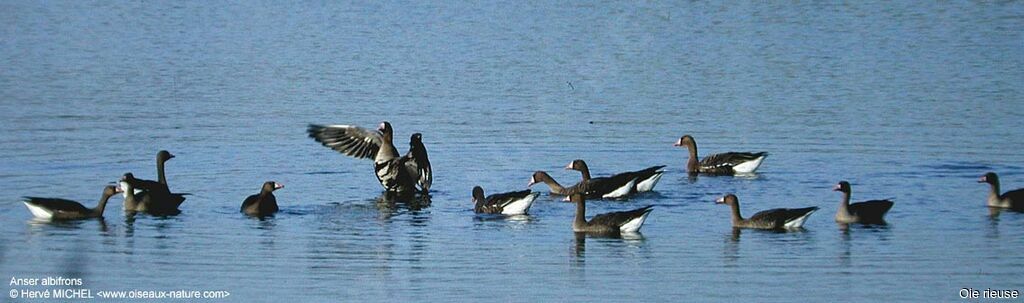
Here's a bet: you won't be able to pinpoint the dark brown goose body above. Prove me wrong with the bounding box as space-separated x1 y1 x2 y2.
120 151 187 213
527 170 634 200
674 135 767 175
570 193 653 234
564 160 641 199
126 150 177 195
716 194 817 230
241 181 284 217
121 173 184 215
566 159 665 193
622 165 666 192
834 181 893 224
472 186 539 215
979 172 1024 211
23 186 121 220
308 122 431 194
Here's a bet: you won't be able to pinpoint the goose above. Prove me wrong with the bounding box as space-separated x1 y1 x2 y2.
979 172 1024 210
563 160 638 199
570 193 653 234
308 122 432 194
23 185 121 220
119 150 176 196
715 194 817 230
241 181 284 217
528 170 635 200
121 173 184 215
472 186 539 215
833 181 893 224
674 135 767 175
566 159 665 192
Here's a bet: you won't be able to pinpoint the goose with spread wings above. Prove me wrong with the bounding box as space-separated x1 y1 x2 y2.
308 122 432 194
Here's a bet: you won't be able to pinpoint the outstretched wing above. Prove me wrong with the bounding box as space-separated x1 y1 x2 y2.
407 134 432 191
308 124 383 160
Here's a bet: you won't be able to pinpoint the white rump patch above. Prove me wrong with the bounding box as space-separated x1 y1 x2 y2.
23 202 54 220
603 179 637 199
635 173 663 192
732 155 767 174
619 209 653 233
783 209 816 229
501 192 539 215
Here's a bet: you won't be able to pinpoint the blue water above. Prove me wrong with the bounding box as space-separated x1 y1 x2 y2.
2 1 1023 302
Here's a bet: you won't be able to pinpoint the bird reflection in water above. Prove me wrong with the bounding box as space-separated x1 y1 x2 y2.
571 231 646 261
986 207 1003 240
26 218 109 233
988 206 1005 220
722 228 741 265
373 191 432 221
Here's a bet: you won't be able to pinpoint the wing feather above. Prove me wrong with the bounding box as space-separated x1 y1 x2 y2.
308 124 382 160
588 206 654 227
699 152 767 169
23 197 90 213
407 134 432 192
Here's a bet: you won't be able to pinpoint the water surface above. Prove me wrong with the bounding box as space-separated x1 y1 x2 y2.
2 1 1023 302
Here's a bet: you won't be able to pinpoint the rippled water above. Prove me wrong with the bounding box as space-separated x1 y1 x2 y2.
2 1 1023 302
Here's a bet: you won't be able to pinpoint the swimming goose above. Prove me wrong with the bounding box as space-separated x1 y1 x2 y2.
566 159 665 192
472 186 539 215
979 172 1024 210
308 122 432 194
715 194 817 230
563 160 638 199
23 185 121 220
834 181 893 224
674 135 767 175
570 193 653 234
241 181 284 217
528 170 635 200
121 173 185 215
118 150 176 197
